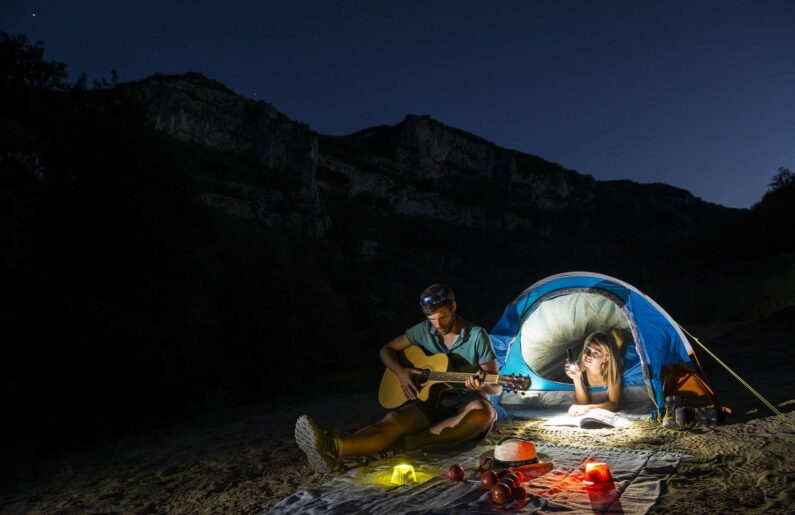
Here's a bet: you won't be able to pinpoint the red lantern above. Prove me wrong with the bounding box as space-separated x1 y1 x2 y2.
583 462 611 486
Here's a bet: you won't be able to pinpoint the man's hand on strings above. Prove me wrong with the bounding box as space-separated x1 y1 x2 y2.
397 367 421 400
465 368 486 391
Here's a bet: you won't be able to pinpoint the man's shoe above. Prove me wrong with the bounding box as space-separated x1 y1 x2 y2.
295 415 339 474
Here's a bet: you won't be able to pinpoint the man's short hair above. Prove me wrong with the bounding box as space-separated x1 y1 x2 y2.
419 284 455 315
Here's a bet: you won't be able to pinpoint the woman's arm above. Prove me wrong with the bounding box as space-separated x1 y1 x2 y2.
565 363 590 405
570 379 622 414
587 383 621 411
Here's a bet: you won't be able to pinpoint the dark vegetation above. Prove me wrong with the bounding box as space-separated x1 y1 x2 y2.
1 33 794 463
1 34 374 456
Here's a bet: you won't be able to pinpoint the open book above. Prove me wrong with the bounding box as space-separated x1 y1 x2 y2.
543 408 621 429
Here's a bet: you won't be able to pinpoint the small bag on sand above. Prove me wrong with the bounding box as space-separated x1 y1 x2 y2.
661 364 726 412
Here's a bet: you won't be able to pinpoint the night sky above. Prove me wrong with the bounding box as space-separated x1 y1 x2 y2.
3 1 794 208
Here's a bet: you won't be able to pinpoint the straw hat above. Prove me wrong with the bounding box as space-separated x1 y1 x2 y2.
479 437 552 472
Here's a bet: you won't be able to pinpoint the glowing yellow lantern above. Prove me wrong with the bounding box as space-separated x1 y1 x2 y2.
391 464 417 485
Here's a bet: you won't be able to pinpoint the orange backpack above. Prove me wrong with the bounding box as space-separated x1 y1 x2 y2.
661 364 727 412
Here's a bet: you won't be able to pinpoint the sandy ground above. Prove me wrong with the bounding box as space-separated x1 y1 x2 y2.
1 309 794 514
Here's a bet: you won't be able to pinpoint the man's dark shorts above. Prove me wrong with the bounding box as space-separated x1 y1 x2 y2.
399 389 495 440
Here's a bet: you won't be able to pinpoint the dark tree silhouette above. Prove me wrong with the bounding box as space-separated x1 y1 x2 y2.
0 32 69 92
768 167 794 192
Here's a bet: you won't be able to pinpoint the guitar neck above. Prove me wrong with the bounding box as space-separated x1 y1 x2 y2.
427 371 501 384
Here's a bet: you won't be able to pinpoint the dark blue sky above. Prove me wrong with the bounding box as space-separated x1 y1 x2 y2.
3 1 794 207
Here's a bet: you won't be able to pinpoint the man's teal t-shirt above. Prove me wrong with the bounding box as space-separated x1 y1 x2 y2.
404 318 496 373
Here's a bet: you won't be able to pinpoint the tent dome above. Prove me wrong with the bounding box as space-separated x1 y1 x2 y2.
491 272 699 412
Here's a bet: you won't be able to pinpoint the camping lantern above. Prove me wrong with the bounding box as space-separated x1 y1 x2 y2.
391 464 417 485
583 462 611 485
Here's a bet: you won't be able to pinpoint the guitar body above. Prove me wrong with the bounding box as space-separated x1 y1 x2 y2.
378 346 450 409
378 346 530 409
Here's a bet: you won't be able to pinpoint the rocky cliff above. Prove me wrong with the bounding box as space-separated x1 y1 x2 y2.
317 114 730 245
129 73 738 285
317 114 596 232
131 73 329 238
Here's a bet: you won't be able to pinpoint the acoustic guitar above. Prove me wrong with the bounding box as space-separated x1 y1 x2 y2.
378 345 531 409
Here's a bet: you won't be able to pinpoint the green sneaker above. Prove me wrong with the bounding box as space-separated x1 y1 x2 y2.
295 415 339 473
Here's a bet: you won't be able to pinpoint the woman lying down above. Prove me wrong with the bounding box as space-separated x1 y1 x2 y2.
564 329 625 416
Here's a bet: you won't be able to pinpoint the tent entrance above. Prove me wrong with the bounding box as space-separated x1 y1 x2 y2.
518 289 637 385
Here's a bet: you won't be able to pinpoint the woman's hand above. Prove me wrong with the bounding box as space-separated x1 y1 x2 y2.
465 369 486 391
564 361 581 381
396 367 421 400
568 404 591 416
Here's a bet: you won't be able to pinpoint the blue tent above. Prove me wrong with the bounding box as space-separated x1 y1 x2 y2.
491 272 702 416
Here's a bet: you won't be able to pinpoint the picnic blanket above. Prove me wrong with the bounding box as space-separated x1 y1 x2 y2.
267 443 682 514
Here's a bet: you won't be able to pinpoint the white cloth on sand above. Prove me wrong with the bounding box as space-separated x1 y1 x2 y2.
267 443 682 514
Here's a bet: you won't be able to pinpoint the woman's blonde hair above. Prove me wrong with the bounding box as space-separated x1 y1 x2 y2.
578 331 623 393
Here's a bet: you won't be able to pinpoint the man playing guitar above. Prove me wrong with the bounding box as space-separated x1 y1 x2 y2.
295 284 502 473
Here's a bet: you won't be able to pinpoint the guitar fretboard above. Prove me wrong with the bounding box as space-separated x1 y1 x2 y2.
426 371 502 383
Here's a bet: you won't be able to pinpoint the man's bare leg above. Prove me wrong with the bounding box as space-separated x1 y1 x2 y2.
296 407 429 473
400 399 495 450
337 406 430 456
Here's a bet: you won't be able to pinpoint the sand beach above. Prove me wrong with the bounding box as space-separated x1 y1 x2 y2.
2 309 793 514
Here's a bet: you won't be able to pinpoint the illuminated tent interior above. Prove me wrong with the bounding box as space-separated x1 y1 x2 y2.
519 291 632 382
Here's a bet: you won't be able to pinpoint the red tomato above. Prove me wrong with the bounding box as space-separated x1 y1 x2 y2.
490 483 511 504
480 471 497 490
447 464 465 482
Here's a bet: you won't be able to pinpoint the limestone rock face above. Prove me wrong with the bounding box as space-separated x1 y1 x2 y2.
314 113 732 247
128 75 732 248
390 115 516 185
132 73 328 237
316 115 597 232
201 182 330 239
386 115 589 210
